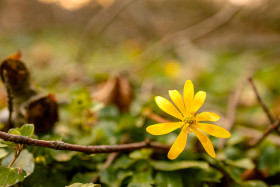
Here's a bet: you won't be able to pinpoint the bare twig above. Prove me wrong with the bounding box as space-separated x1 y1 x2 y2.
217 85 243 149
249 116 280 147
90 136 129 183
130 3 240 74
217 64 256 149
0 130 170 154
76 0 138 61
248 77 280 135
248 77 274 124
90 152 119 183
236 125 280 147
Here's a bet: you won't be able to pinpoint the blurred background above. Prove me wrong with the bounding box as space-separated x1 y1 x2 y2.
1 0 280 128
0 0 280 186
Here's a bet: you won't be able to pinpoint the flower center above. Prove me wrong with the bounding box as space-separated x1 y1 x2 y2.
181 117 197 132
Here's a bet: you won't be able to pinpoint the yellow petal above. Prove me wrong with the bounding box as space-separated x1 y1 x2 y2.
155 96 183 120
196 112 220 122
168 130 188 160
192 128 216 158
197 123 231 138
146 122 182 135
184 80 194 111
169 90 186 115
190 91 206 114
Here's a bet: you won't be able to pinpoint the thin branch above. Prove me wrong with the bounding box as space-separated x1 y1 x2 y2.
130 3 240 74
76 0 138 61
91 136 129 183
217 85 243 149
248 77 274 124
217 65 256 149
0 130 170 154
248 77 280 134
249 116 280 147
236 125 280 147
91 152 119 183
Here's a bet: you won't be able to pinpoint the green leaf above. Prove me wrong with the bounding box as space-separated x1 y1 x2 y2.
70 172 98 184
127 183 153 187
150 160 209 171
0 148 8 159
130 168 154 184
155 172 183 187
0 143 8 147
226 158 255 170
0 166 27 186
19 124 34 137
215 160 242 183
22 164 68 187
51 150 77 162
8 128 21 135
129 148 153 160
2 150 35 177
114 154 134 170
232 180 268 187
100 166 133 187
181 167 223 185
193 168 223 183
258 142 280 175
66 183 101 187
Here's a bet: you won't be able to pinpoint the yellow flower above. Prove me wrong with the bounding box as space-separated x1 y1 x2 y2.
146 80 231 160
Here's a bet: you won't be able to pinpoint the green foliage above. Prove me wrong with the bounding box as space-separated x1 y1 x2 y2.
19 124 35 137
155 172 183 187
150 160 209 171
99 166 133 187
67 183 101 187
2 150 34 174
0 42 280 187
258 142 280 175
0 166 27 186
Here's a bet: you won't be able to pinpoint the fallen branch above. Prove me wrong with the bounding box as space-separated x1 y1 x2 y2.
0 130 170 154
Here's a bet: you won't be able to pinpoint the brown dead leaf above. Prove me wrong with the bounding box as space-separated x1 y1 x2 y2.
241 168 268 181
93 74 133 112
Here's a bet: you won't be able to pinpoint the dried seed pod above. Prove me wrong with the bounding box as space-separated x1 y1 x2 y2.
0 52 59 134
0 51 35 98
25 94 59 134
